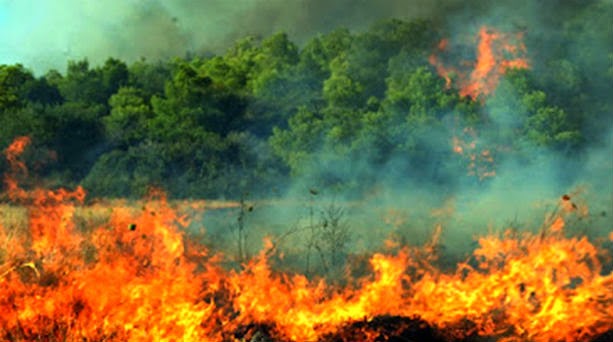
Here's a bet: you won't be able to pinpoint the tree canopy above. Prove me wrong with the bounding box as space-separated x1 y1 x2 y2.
0 12 610 199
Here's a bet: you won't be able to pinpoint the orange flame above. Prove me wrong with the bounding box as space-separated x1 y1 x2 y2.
435 27 528 180
3 136 30 201
461 28 529 99
430 26 529 100
428 38 453 88
0 136 611 341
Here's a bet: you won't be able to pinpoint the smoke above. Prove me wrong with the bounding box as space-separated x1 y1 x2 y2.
0 0 547 74
1 0 610 272
1 0 609 71
233 0 612 267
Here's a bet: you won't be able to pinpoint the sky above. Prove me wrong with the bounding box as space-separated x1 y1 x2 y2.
1 0 610 74
0 0 480 74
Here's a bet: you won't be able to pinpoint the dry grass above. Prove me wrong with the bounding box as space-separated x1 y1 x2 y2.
0 204 28 230
0 199 240 236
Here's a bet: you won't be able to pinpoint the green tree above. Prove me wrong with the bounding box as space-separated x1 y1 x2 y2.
152 59 245 138
522 91 581 149
99 58 129 100
128 59 171 100
323 54 364 109
23 77 63 106
104 87 152 147
249 32 299 95
270 106 325 174
298 28 353 78
58 59 104 104
42 102 106 180
343 18 436 101
82 143 167 198
0 64 35 110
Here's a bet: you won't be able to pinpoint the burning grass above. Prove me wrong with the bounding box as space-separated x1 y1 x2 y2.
0 137 612 342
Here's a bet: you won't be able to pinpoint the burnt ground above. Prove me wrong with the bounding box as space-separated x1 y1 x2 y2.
232 315 613 342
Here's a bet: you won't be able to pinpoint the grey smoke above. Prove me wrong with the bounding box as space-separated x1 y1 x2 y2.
0 0 561 74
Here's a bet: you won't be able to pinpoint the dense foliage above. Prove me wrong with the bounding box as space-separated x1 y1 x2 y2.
1 8 611 199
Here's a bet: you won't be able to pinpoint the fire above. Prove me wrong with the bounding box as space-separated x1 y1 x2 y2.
1 137 611 341
428 38 453 88
3 136 30 201
450 127 497 181
432 27 529 180
430 26 529 100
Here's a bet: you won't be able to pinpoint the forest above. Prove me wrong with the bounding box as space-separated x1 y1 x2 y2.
1 0 610 201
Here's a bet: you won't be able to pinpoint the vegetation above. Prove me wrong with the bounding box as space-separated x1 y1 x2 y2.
0 7 611 199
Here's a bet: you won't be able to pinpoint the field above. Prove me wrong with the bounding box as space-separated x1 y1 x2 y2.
1 147 612 341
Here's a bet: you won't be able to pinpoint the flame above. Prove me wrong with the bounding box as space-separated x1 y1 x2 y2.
430 26 529 100
428 38 453 88
3 136 30 201
433 27 529 180
1 136 611 341
461 28 529 99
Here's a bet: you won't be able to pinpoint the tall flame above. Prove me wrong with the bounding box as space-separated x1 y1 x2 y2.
430 26 530 100
0 136 611 341
460 27 529 99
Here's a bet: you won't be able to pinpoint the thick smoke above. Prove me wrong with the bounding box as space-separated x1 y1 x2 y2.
1 0 585 74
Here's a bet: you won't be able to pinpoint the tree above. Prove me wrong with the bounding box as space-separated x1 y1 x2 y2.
342 18 436 101
42 102 106 180
82 143 167 198
99 58 129 100
299 28 353 77
323 54 364 109
128 59 171 100
104 87 152 147
524 101 581 149
23 77 63 106
58 59 105 104
151 59 246 138
0 64 35 110
270 106 325 174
